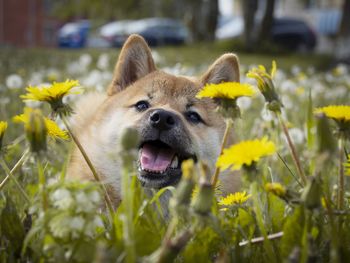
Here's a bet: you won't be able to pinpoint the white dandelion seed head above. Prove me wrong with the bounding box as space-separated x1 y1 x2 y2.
79 54 92 68
70 216 85 231
97 53 110 70
237 97 252 110
6 74 23 89
51 188 74 209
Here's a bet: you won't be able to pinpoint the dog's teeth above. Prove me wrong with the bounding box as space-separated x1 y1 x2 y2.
170 155 179 168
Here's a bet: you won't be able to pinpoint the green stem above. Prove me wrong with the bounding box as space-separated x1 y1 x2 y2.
251 182 278 263
122 167 136 263
337 137 345 210
211 118 233 186
60 116 114 215
0 149 30 203
36 154 48 211
277 153 302 187
163 218 179 244
277 112 307 186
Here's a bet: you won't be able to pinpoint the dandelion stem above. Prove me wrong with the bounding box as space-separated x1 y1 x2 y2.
337 136 345 210
121 165 136 263
36 154 48 211
277 153 302 187
211 118 233 186
0 149 30 202
276 113 307 186
61 116 115 214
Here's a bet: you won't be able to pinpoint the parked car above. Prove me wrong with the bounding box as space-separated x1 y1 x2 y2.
99 20 132 47
57 20 90 48
271 18 317 51
216 16 244 40
99 18 190 47
216 16 317 51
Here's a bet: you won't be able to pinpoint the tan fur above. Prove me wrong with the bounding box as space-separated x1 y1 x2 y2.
67 34 241 205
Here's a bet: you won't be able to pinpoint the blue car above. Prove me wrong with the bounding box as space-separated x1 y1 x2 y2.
57 20 90 48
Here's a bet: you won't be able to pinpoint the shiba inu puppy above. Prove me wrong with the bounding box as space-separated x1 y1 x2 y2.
68 34 240 205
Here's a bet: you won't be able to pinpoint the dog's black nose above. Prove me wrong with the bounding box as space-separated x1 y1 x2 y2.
149 109 177 130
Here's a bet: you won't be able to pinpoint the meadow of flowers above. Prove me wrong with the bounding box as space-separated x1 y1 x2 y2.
0 48 350 262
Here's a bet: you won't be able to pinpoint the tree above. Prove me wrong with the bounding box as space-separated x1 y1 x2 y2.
51 0 153 20
257 0 275 43
334 0 350 59
182 0 219 42
338 0 350 38
241 0 258 50
206 0 219 41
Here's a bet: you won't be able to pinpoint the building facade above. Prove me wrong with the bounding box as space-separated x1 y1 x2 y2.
0 0 60 47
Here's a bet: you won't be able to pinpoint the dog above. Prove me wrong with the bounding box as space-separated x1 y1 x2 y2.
67 34 240 206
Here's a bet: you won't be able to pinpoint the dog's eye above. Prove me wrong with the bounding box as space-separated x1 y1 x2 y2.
186 111 202 124
135 100 150 112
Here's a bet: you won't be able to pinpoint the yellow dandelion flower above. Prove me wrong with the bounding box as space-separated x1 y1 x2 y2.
0 121 8 150
13 108 69 140
218 191 251 206
21 80 79 103
196 82 255 119
196 82 255 100
314 105 350 137
217 137 276 171
20 80 80 115
270 60 277 78
265 183 286 197
247 61 276 85
45 119 69 140
314 105 350 122
247 61 282 112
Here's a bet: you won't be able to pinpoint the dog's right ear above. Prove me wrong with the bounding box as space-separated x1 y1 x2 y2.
107 34 156 96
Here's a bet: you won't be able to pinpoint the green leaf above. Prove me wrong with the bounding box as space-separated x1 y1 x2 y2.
281 206 305 258
251 182 278 263
306 87 315 174
0 196 25 254
316 115 336 154
267 194 286 231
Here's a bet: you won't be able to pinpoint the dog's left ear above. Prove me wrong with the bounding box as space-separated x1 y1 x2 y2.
201 53 240 85
108 34 156 95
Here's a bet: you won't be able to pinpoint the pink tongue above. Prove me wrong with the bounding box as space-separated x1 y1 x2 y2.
140 143 175 172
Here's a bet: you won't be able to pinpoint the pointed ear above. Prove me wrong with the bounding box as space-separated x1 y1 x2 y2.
201 54 240 85
107 34 156 95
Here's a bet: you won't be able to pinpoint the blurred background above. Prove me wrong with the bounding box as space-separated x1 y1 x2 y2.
0 0 349 59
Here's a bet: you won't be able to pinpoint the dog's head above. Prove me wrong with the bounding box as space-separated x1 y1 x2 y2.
93 35 240 189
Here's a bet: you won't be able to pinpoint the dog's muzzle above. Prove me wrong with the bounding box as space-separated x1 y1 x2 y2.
137 109 196 189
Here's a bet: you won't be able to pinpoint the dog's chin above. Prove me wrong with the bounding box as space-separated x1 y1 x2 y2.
136 140 196 189
137 168 182 189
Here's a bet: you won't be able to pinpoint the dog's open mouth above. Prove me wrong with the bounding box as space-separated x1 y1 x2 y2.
137 140 195 188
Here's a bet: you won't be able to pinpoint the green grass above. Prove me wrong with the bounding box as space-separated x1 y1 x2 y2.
156 42 332 70
0 45 349 262
0 42 332 82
